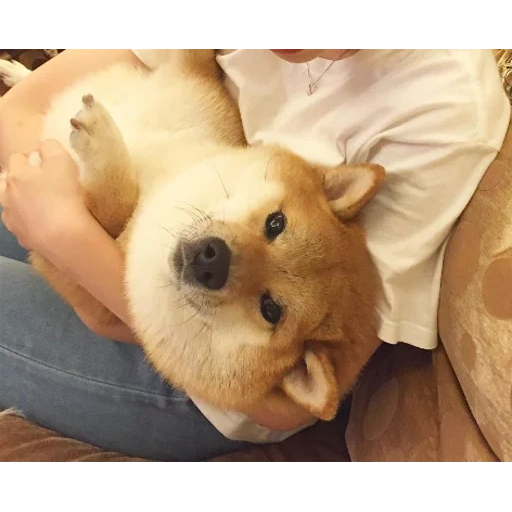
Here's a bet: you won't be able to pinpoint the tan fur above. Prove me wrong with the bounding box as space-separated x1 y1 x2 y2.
22 50 385 422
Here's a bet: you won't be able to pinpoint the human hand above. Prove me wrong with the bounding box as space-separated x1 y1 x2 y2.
243 393 316 432
0 139 88 254
74 304 138 344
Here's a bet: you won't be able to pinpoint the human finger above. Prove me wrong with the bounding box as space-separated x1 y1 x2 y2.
39 139 76 172
39 139 66 159
7 152 29 171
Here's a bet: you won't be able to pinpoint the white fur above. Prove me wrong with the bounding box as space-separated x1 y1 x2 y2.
7 52 383 417
125 153 285 364
40 57 288 398
0 59 31 88
42 64 200 187
0 408 25 418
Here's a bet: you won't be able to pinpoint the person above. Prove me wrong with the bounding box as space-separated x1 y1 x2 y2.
0 49 509 461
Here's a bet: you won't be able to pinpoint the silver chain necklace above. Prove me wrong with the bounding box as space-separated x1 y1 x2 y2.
305 50 347 96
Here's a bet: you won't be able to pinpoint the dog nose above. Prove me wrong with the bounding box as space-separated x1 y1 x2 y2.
189 237 231 290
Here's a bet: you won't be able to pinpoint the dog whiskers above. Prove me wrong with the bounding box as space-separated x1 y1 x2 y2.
193 320 209 340
175 205 201 224
157 223 198 255
264 154 280 182
215 166 229 199
176 201 213 224
193 300 214 340
181 228 195 241
208 305 218 346
171 299 205 327
158 224 179 240
155 280 174 290
178 292 216 329
175 289 200 307
173 205 212 236
161 206 214 255
193 297 218 340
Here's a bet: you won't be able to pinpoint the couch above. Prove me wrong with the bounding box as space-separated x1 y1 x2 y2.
1 49 511 462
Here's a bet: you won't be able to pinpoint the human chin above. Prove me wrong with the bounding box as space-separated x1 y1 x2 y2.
269 49 323 63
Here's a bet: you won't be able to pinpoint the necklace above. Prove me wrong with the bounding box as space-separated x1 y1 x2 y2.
305 50 346 96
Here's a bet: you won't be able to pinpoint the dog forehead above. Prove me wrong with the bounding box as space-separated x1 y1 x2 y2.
214 168 285 223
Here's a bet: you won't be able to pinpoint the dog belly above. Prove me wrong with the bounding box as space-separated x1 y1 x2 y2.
40 63 197 187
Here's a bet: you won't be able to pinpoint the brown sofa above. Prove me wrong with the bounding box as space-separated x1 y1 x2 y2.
1 50 511 462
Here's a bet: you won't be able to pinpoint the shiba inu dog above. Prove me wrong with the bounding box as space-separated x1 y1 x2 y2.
0 50 385 422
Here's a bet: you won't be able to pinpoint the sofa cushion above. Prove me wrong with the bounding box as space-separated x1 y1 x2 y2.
345 343 497 461
346 57 512 461
0 411 145 462
436 120 512 460
0 407 350 462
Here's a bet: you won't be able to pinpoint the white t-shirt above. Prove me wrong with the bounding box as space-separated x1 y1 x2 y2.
131 49 510 443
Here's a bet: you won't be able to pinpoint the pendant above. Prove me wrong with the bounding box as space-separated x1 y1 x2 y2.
307 83 315 96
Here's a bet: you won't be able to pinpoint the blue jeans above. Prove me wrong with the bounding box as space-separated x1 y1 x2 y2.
0 208 247 461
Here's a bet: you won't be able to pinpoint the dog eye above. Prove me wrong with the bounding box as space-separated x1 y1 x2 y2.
260 292 282 325
265 211 286 240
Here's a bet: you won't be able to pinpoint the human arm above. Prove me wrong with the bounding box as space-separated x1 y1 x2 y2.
0 140 137 342
0 50 147 341
44 198 136 343
0 50 144 165
2 141 317 427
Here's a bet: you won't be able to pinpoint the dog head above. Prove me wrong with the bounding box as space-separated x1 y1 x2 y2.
125 145 384 420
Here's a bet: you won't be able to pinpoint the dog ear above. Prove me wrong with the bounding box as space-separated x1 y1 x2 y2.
320 163 385 220
281 346 340 421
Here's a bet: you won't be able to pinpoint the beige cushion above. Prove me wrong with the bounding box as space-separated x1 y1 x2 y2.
346 63 512 461
437 121 512 460
345 343 497 461
0 409 350 462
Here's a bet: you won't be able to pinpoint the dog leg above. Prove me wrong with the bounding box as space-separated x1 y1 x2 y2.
0 59 31 88
30 94 139 328
0 408 25 419
69 93 139 237
179 49 220 81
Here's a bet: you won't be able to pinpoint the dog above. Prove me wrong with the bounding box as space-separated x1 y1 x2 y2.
0 50 385 422
0 50 64 88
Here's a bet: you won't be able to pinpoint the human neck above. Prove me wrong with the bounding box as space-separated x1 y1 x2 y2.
319 49 360 61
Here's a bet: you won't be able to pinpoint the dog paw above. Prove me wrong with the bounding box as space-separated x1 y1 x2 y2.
69 94 114 158
0 59 31 88
0 407 25 419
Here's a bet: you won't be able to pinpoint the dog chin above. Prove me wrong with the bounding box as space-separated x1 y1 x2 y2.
126 194 211 337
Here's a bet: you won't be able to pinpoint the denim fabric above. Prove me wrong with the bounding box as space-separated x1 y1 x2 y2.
0 208 246 460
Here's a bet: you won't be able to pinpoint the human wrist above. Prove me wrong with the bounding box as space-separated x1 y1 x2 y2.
39 205 101 260
38 205 131 326
0 104 44 167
